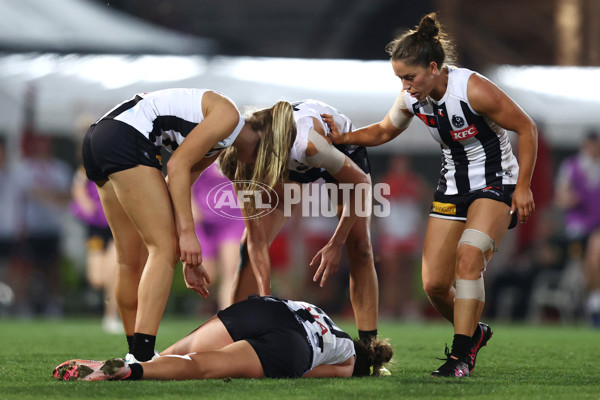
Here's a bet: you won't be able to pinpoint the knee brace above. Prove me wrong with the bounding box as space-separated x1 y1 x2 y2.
455 276 485 302
458 228 496 268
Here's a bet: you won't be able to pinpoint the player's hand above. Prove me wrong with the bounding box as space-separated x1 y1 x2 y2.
183 262 211 298
321 113 345 145
511 184 535 224
310 241 343 287
179 231 203 267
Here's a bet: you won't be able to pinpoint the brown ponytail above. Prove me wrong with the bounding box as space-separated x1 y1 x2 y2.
386 12 456 68
352 338 394 377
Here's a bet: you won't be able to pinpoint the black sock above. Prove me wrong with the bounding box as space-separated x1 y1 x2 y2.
358 329 378 341
451 334 473 362
126 363 144 380
132 333 156 362
471 324 481 339
126 335 134 354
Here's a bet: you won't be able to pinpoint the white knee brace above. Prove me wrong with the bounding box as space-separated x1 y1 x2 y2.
455 276 485 302
458 228 496 268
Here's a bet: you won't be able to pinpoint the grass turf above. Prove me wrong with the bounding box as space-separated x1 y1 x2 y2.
0 317 598 399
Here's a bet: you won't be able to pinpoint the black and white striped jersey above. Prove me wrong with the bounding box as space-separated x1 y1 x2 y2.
288 99 354 173
96 88 244 157
265 297 355 371
402 67 519 195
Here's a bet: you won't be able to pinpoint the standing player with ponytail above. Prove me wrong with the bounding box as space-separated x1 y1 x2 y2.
219 99 380 345
81 89 261 363
324 13 537 377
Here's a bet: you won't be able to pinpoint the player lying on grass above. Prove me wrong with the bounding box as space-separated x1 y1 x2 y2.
53 295 393 381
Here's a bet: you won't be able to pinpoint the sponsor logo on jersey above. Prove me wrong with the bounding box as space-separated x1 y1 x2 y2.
432 201 457 215
450 124 479 141
416 113 439 128
451 115 465 128
481 186 502 197
290 159 309 172
496 170 513 177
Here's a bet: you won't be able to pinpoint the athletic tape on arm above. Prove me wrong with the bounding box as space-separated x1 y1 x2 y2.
306 128 346 174
388 92 412 130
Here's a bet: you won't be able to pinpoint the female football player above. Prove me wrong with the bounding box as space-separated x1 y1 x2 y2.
323 12 537 377
54 295 393 381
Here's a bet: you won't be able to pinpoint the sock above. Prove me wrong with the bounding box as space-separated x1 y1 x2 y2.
471 323 481 339
125 363 144 380
451 334 472 362
358 329 378 341
132 333 156 362
126 335 134 354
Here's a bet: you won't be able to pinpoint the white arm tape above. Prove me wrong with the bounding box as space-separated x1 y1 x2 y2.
306 128 346 174
388 92 412 130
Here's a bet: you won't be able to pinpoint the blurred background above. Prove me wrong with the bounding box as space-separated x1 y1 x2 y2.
0 0 599 329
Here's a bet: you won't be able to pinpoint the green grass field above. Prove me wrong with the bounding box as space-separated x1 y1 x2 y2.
0 317 598 400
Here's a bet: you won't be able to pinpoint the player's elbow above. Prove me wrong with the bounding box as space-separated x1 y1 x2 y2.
530 121 538 140
166 156 184 177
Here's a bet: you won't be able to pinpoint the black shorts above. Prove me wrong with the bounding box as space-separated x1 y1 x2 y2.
288 145 371 184
15 234 61 264
430 185 518 229
217 296 312 378
0 238 14 258
82 119 162 182
86 225 113 251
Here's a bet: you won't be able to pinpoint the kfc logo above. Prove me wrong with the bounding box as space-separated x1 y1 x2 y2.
450 124 479 141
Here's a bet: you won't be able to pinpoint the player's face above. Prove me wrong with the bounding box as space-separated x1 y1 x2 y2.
392 60 436 101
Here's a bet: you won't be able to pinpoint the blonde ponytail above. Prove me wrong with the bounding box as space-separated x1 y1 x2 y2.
218 101 296 218
252 101 295 189
217 146 239 181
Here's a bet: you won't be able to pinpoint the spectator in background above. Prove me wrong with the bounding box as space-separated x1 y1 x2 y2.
9 136 72 317
70 166 121 333
375 154 430 319
191 164 244 312
0 139 16 262
555 131 600 326
0 139 18 312
485 208 567 321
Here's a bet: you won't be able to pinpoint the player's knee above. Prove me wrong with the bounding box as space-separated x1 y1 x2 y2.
456 228 495 276
422 278 451 300
147 242 179 267
456 246 485 279
184 355 211 379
